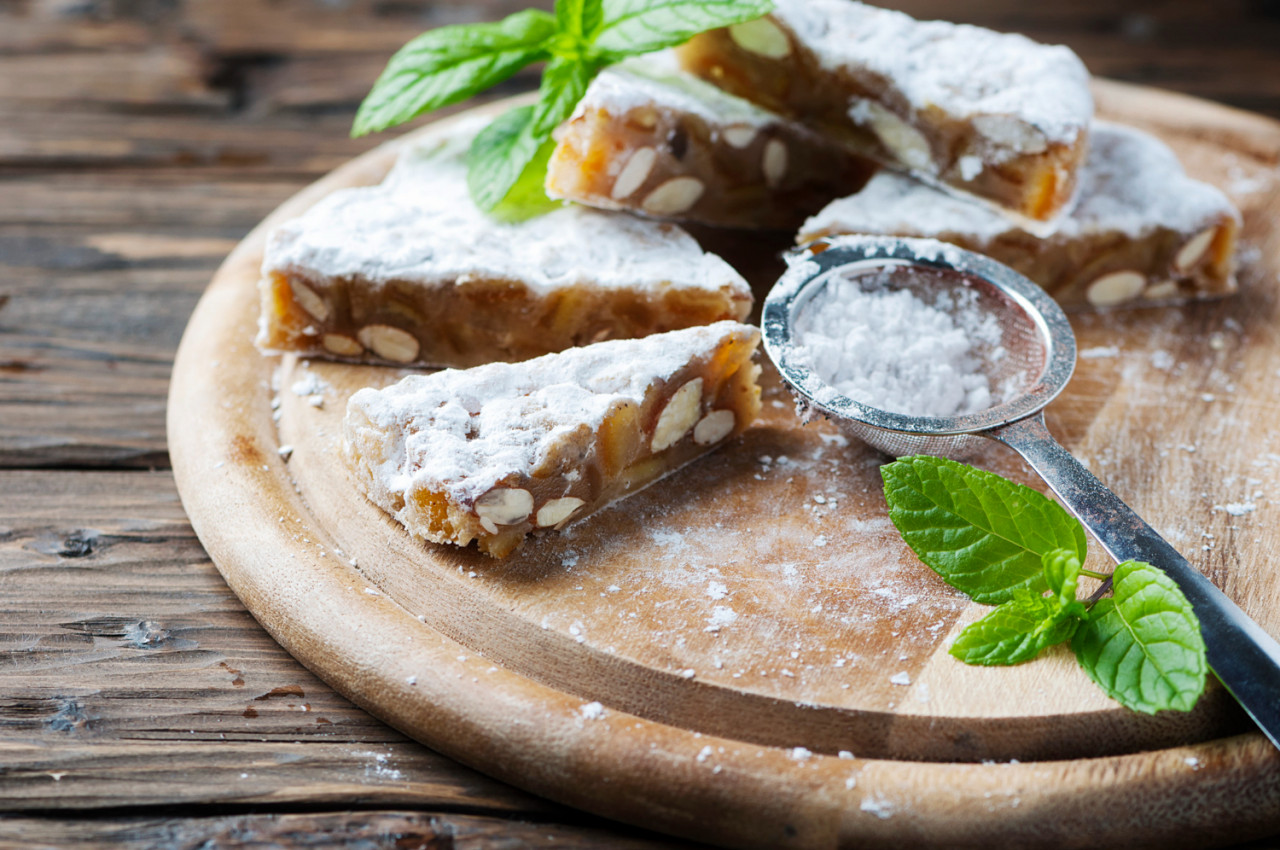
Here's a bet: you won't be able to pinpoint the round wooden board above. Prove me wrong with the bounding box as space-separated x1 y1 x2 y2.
170 82 1280 848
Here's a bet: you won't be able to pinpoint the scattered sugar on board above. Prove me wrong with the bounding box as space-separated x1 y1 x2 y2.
327 388 968 710
704 606 738 633
794 267 1005 417
860 793 896 820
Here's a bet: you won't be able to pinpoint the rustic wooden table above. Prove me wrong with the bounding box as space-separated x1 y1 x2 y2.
3 1 1279 847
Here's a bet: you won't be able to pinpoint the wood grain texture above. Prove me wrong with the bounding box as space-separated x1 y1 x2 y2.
5 1 1280 847
0 811 708 850
0 470 546 814
167 87 1280 848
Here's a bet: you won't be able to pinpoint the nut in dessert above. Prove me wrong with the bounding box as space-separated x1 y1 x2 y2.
536 497 585 528
1086 270 1146 308
475 487 534 532
727 17 791 58
642 177 706 216
693 410 736 445
652 378 704 451
358 324 421 363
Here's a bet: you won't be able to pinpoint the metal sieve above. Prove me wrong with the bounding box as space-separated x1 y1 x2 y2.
763 234 1280 748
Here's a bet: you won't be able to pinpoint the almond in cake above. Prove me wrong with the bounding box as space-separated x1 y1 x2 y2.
676 0 1093 225
343 321 762 558
798 123 1241 309
546 54 875 229
257 117 752 368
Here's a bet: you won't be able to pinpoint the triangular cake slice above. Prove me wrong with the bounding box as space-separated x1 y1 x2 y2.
546 54 875 229
344 321 762 558
677 0 1093 225
799 122 1241 310
258 117 752 368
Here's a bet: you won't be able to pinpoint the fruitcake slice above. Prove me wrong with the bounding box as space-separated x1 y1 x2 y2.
343 321 762 558
257 117 752 369
545 54 875 229
677 0 1093 225
799 123 1241 310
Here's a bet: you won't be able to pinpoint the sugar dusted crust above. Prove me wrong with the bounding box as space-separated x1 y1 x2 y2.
257 116 752 367
343 321 763 558
800 123 1241 309
677 0 1093 222
546 55 876 229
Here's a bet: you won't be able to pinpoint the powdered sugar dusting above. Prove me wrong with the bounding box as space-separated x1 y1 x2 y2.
263 116 749 301
576 52 778 130
773 0 1091 144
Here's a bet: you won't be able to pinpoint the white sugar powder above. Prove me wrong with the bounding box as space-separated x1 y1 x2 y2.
794 270 1004 417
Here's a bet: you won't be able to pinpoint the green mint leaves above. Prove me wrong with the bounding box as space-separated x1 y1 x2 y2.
881 457 1086 605
354 0 775 212
1074 560 1207 714
352 10 559 138
882 456 1207 715
948 587 1080 666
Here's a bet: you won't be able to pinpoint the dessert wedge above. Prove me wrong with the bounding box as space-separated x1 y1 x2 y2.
257 117 752 369
799 123 1241 309
677 0 1093 224
546 55 875 229
344 321 762 558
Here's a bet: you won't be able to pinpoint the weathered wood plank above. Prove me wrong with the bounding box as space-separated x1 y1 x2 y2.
0 811 706 850
0 169 301 468
0 470 552 814
0 93 535 170
0 47 228 109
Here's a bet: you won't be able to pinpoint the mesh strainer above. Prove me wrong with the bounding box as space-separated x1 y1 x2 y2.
763 235 1280 748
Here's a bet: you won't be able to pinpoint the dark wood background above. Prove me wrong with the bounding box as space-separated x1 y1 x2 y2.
2 1 1279 847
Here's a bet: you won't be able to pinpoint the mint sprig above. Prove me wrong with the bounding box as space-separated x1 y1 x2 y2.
882 456 1207 715
354 0 775 212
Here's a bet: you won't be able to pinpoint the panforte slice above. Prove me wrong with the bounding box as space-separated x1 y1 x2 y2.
257 117 752 368
546 54 875 229
343 321 762 558
677 0 1092 224
799 123 1241 310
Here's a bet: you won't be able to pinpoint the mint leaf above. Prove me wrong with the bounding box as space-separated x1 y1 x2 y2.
557 0 605 41
468 56 598 210
1042 548 1089 619
353 9 557 137
488 138 561 223
594 0 776 58
881 456 1087 605
1072 560 1207 714
466 105 542 212
950 589 1079 666
530 55 601 136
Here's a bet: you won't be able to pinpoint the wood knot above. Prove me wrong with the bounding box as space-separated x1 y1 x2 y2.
124 620 171 648
46 698 88 734
254 684 305 701
31 528 101 558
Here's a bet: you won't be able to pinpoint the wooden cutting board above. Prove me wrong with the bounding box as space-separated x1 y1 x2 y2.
168 81 1280 848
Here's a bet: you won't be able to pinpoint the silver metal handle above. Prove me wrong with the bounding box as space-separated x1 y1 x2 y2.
991 413 1280 748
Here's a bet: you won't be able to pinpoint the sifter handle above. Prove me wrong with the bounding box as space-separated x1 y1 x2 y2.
990 413 1280 750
